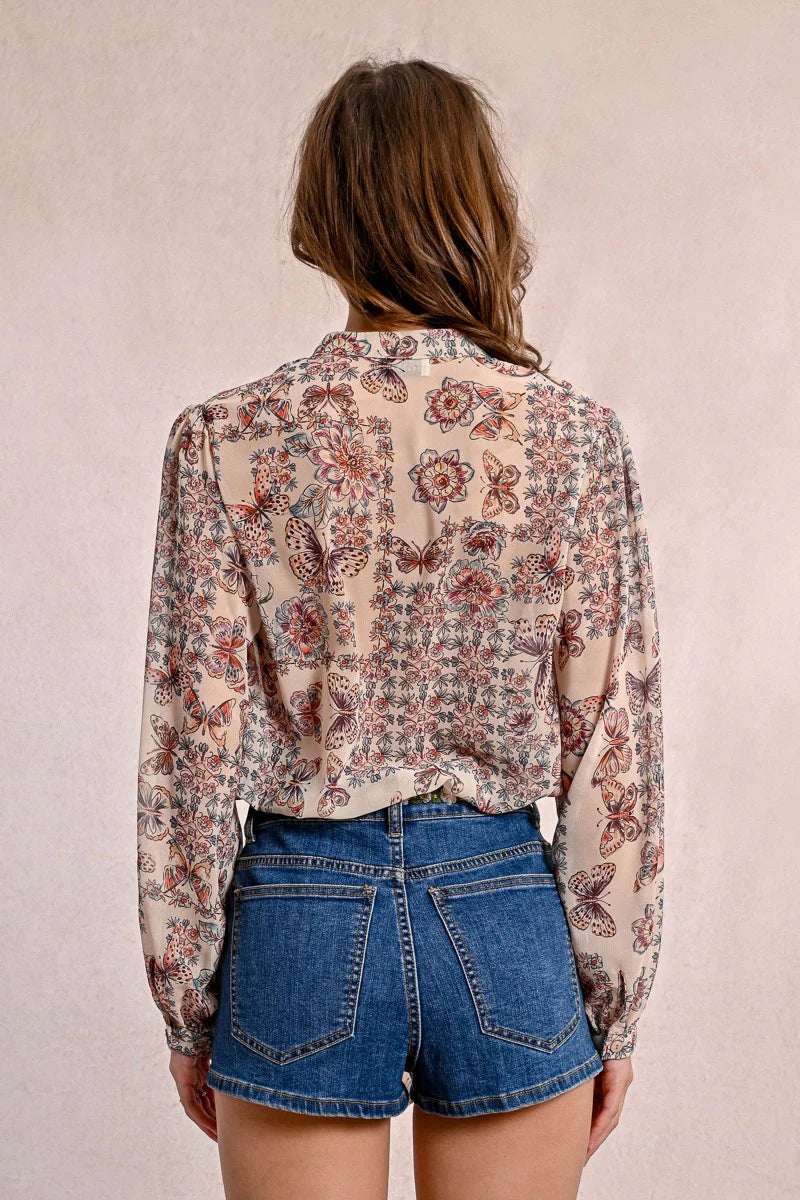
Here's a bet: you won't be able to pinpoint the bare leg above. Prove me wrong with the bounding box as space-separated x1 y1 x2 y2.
412 1077 595 1200
214 1091 392 1200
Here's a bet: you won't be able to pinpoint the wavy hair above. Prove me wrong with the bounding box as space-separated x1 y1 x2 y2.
287 56 549 371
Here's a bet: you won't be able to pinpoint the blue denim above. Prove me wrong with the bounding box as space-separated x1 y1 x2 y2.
207 794 604 1118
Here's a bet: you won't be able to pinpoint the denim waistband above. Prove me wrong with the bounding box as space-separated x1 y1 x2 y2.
243 789 541 845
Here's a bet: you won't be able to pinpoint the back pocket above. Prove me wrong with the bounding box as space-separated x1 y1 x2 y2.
230 881 377 1063
428 873 581 1053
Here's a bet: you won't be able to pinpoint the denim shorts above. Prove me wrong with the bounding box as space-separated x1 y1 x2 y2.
206 793 603 1119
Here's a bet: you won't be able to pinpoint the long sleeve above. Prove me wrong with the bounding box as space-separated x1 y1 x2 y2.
136 402 260 1057
551 405 664 1060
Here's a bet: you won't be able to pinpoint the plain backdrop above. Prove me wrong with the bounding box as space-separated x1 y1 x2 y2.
2 2 798 1197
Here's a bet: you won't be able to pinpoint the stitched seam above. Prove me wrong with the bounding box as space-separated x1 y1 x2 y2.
387 818 421 1074
207 1067 407 1108
428 888 581 1052
230 884 376 1063
430 873 556 898
234 839 545 881
411 1054 601 1108
235 882 368 899
399 875 423 1074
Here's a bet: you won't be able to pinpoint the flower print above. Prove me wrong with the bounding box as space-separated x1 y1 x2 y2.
138 347 664 1065
274 592 328 663
408 448 474 512
461 519 507 559
581 582 623 641
308 423 382 503
444 557 509 623
505 705 538 742
634 838 664 891
641 777 664 839
180 740 224 798
640 710 663 774
253 445 294 496
331 601 356 644
204 615 248 693
424 377 479 430
558 694 602 758
330 509 369 549
632 902 657 952
312 330 371 362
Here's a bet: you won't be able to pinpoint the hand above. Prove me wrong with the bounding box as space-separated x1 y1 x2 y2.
169 1049 218 1141
584 1056 633 1162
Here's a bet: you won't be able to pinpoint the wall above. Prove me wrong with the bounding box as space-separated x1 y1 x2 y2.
2 1 798 1196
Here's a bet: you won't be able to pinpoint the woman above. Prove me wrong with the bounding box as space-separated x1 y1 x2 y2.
137 56 664 1200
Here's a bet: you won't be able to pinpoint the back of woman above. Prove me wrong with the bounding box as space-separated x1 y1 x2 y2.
136 55 664 1200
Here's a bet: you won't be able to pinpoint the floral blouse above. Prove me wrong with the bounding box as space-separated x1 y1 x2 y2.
137 325 664 1062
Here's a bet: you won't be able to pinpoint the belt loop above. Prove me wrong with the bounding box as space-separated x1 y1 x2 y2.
243 805 257 845
387 800 403 837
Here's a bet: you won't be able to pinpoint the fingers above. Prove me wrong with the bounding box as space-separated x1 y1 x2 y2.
584 1058 634 1162
170 1050 218 1142
178 1081 218 1142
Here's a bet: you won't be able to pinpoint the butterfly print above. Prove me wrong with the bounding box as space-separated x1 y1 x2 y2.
590 705 633 784
567 862 617 936
324 673 360 749
237 383 293 431
285 516 369 594
524 526 575 606
162 842 214 913
145 946 193 1012
179 989 213 1037
144 642 193 706
622 617 646 657
139 714 180 776
289 681 322 739
555 608 584 669
181 686 236 747
227 459 290 540
469 386 524 442
297 381 357 424
360 361 409 404
389 533 449 574
511 613 558 713
317 752 351 816
596 778 643 857
137 779 171 841
138 340 664 1061
626 659 662 715
480 449 520 519
412 765 461 796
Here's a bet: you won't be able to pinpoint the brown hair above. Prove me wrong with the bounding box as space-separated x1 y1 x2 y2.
287 56 550 371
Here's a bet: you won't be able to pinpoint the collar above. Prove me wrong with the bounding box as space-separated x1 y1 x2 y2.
309 325 483 363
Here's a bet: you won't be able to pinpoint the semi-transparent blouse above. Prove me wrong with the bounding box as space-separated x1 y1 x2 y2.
137 326 665 1062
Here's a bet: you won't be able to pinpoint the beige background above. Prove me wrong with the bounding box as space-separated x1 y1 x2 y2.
3 1 798 1196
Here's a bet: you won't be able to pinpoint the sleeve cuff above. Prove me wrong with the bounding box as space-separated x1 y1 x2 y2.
164 1024 214 1058
591 1021 638 1060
